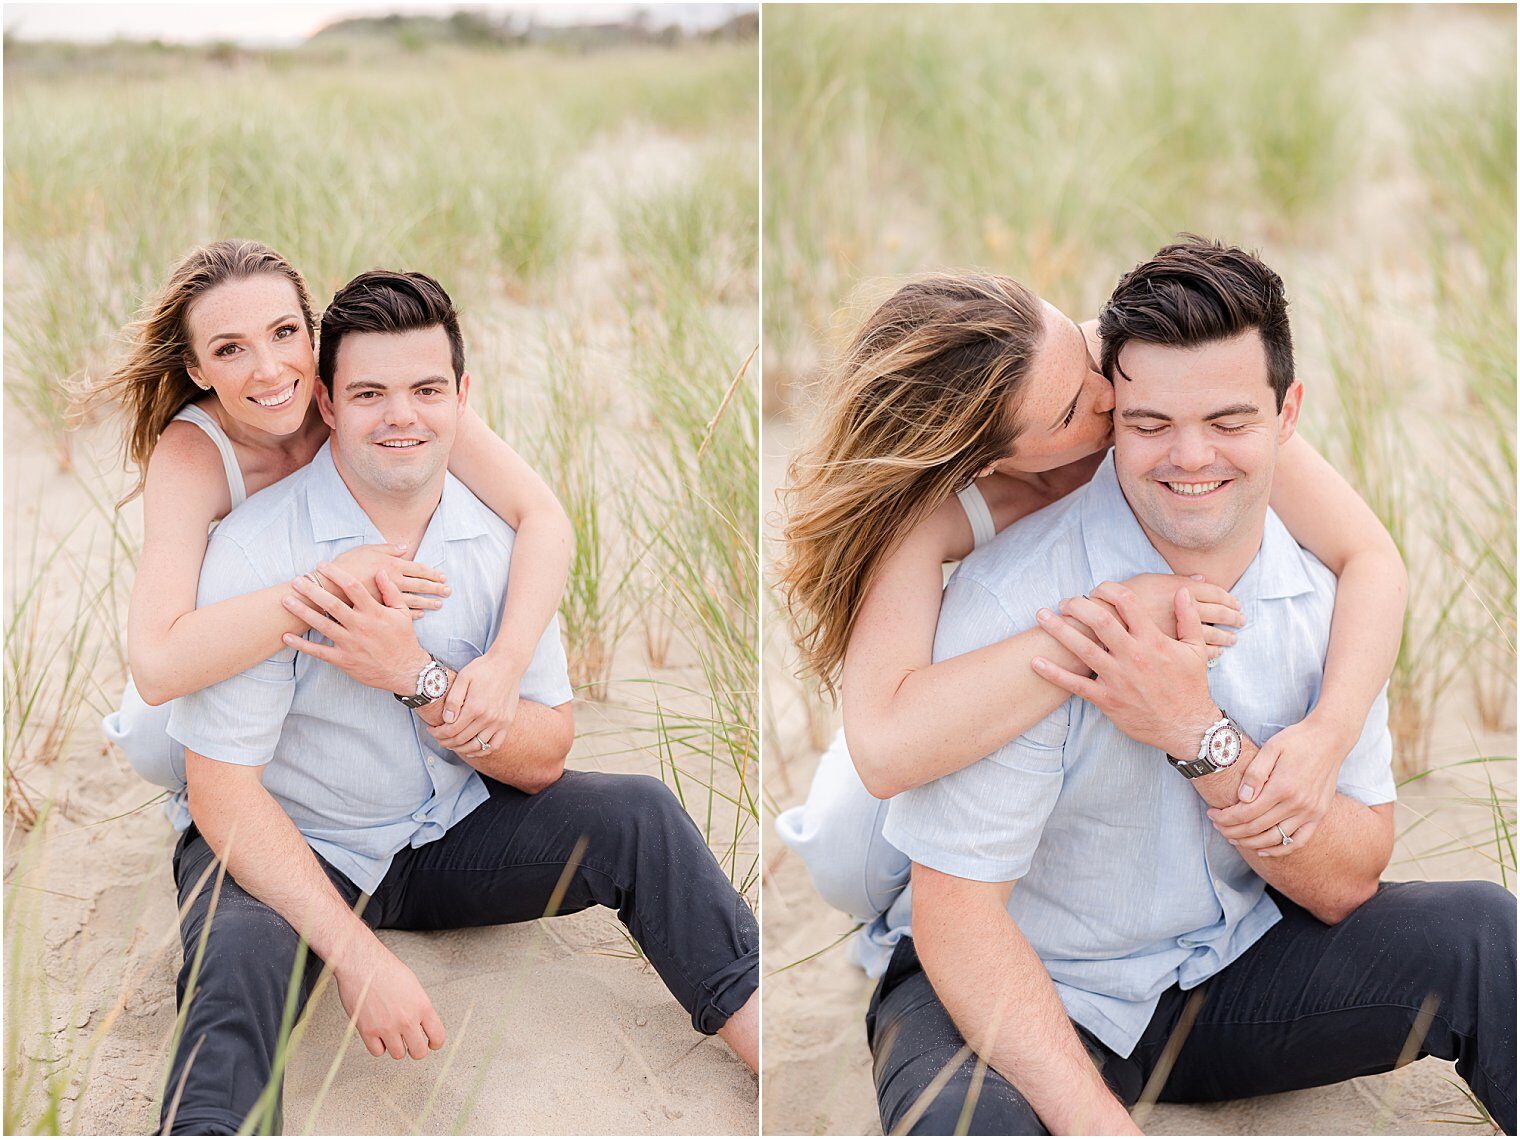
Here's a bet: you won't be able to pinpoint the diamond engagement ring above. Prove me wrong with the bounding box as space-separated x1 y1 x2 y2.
1275 824 1294 846
477 734 493 753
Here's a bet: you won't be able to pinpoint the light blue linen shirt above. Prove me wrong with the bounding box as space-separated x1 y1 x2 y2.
881 452 1396 1057
167 441 574 895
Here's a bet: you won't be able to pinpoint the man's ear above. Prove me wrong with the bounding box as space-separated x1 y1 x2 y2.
456 370 471 410
1276 378 1304 445
315 377 337 431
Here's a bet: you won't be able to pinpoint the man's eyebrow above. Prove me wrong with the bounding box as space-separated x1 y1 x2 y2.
206 313 301 346
343 376 452 392
1119 402 1261 422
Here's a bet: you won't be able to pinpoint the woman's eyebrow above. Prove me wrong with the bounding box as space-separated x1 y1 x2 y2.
206 313 301 346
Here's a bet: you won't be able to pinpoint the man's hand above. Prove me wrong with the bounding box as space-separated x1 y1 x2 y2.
1031 583 1220 758
432 652 523 755
332 937 446 1060
282 566 429 694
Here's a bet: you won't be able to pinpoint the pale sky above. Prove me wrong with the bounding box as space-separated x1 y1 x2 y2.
3 3 753 46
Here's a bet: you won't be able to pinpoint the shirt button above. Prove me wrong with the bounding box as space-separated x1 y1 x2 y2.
1213 879 1226 891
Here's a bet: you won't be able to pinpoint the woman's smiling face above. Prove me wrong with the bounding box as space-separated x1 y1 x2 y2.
992 299 1115 474
185 273 316 438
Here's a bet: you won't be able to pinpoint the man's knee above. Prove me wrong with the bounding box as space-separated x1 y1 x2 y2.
591 773 693 841
1371 879 1516 1005
1404 879 1514 953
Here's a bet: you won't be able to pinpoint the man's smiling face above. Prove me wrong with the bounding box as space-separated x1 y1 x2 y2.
1112 329 1302 556
317 324 468 499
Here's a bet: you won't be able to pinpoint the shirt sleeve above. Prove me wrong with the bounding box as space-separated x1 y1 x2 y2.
1331 684 1397 806
882 574 1071 883
166 533 296 766
516 612 574 708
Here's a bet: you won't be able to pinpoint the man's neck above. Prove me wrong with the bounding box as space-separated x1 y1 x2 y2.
1133 504 1269 592
330 457 445 552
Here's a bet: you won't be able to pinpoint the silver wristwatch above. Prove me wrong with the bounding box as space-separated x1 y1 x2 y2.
394 655 450 709
1166 710 1243 779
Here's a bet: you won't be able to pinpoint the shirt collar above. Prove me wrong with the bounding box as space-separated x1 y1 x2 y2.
1079 451 1316 602
305 441 496 557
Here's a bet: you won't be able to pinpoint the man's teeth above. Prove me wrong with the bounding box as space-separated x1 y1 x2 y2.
250 385 295 407
378 440 422 448
1166 480 1224 496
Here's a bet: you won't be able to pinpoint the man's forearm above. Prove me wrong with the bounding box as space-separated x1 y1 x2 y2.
1186 736 1391 924
186 752 377 969
913 864 1138 1135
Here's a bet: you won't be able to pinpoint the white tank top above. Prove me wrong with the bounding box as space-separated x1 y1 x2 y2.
955 481 996 551
170 403 248 512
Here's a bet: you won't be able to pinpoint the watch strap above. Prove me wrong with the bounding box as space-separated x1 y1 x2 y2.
1167 709 1232 778
394 656 446 708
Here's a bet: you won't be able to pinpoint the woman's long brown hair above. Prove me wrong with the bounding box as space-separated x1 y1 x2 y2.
73 239 316 504
776 273 1046 696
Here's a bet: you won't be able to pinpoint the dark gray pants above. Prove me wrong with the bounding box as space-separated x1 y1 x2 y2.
159 770 759 1135
868 881 1516 1135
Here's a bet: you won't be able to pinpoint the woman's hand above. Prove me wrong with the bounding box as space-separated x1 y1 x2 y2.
1205 715 1352 856
429 652 524 757
1120 573 1243 660
325 543 449 621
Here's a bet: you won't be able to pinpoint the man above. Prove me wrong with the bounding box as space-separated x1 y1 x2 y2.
160 270 758 1135
872 239 1515 1135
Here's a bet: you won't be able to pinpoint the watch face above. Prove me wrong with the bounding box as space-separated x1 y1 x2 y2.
1206 723 1242 769
420 662 449 701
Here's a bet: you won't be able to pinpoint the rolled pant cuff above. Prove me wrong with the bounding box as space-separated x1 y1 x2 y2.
692 947 758 1035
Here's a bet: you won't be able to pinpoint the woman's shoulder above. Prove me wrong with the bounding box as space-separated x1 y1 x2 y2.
149 411 228 480
144 411 233 520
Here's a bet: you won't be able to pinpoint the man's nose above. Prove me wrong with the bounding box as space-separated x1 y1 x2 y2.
383 394 418 426
1171 427 1215 470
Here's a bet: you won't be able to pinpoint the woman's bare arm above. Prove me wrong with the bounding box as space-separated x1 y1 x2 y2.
127 423 311 705
1270 432 1407 744
445 406 573 675
838 495 1084 798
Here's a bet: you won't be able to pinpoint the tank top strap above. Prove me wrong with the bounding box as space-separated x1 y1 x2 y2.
170 403 248 509
955 482 997 551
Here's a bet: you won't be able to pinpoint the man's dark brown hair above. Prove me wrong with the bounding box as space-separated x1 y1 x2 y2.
1097 235 1294 410
318 269 464 393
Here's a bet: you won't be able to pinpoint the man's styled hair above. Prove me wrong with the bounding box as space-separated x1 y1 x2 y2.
1098 235 1294 411
318 269 464 392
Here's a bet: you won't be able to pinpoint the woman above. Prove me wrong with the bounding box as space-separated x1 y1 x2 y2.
774 272 1405 963
90 240 572 814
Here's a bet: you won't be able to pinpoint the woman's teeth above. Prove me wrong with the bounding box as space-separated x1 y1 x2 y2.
1166 480 1225 496
249 384 296 408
